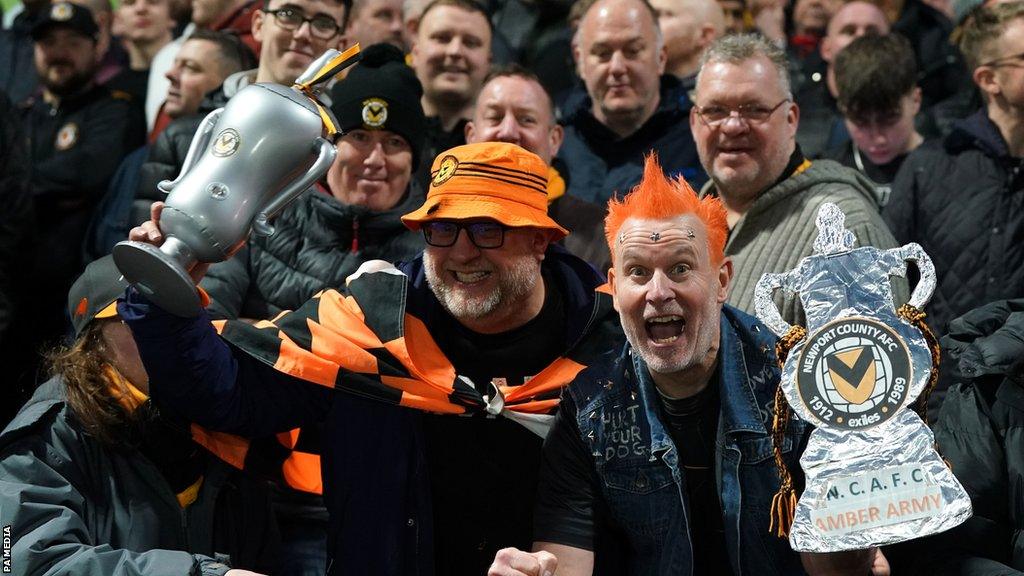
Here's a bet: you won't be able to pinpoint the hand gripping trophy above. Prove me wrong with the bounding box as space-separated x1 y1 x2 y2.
754 203 971 552
113 46 361 316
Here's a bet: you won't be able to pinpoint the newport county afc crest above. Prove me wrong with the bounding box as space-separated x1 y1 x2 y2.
362 98 388 128
754 202 971 552
796 317 912 430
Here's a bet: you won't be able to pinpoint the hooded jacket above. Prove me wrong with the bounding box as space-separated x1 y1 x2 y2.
885 110 1024 339
0 378 280 576
557 75 707 204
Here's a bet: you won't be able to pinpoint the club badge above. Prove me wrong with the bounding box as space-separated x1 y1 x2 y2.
361 97 388 128
50 3 73 21
211 128 240 157
432 155 458 187
796 317 912 430
55 122 78 151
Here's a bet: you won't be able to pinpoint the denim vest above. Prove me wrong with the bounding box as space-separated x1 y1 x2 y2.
567 306 810 576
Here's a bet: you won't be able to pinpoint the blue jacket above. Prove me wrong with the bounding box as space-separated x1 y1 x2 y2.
557 75 707 204
545 305 809 575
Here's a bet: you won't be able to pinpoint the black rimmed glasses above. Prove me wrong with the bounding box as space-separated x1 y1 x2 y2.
694 99 791 127
422 221 507 249
263 7 342 40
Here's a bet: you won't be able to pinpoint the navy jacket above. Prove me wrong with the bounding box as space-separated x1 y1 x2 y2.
557 75 707 204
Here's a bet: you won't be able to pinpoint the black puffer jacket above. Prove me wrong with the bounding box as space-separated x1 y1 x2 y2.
200 185 425 320
885 110 1024 338
917 299 1024 575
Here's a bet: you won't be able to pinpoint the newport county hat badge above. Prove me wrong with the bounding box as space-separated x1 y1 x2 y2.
432 155 458 187
211 128 240 157
754 202 971 553
51 2 73 20
361 97 388 128
55 122 78 150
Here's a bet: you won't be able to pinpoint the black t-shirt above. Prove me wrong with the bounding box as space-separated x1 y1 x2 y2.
423 272 567 575
656 377 732 575
535 361 733 574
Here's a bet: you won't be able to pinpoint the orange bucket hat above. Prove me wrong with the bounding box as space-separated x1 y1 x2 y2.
401 142 569 239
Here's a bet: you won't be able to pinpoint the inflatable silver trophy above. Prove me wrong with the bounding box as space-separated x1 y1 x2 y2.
754 203 971 552
113 46 361 317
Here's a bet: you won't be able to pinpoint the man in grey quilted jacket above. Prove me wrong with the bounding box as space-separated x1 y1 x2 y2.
691 33 903 326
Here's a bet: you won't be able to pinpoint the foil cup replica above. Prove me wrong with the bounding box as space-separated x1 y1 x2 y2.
754 203 971 552
113 47 360 317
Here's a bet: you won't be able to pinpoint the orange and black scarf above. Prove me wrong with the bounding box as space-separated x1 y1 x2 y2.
191 262 620 494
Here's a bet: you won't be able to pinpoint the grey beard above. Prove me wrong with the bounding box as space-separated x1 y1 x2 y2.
424 252 540 323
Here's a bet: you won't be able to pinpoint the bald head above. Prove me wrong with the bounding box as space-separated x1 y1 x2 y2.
821 1 890 63
577 0 662 49
650 0 724 78
575 0 668 137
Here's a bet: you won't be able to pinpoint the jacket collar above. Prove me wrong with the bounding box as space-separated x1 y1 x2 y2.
946 109 1013 159
631 306 771 455
564 74 687 141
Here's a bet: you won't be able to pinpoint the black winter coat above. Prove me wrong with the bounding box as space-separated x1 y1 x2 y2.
892 0 970 110
885 110 1024 418
556 75 707 204
200 186 425 320
885 110 1024 338
922 299 1024 575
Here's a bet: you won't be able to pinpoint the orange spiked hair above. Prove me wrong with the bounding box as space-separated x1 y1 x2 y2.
604 154 728 266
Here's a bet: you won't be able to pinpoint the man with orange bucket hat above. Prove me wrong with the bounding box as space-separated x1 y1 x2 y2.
120 142 625 575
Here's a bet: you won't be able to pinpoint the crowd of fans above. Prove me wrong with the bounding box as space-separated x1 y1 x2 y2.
1 0 1023 573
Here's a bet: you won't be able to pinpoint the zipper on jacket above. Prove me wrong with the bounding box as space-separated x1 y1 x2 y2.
350 216 360 253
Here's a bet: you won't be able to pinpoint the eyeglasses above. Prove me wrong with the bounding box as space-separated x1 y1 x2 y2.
422 221 507 249
262 7 341 40
694 99 791 127
981 50 1024 68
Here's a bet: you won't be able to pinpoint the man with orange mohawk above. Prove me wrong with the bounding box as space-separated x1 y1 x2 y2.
489 155 888 576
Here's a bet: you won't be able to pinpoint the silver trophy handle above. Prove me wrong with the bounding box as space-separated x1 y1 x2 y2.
754 271 793 337
896 242 936 310
252 137 337 236
157 108 224 194
294 49 341 88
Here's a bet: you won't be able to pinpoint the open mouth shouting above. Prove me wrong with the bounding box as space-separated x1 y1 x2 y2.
646 315 685 344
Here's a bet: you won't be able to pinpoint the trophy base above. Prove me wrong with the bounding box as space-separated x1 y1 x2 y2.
112 241 202 318
789 412 972 552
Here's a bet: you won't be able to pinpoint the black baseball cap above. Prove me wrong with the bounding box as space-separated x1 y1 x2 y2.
31 2 99 42
68 256 128 338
